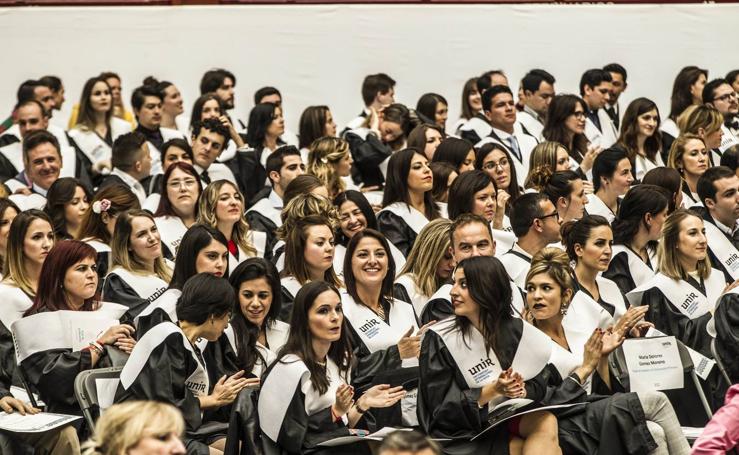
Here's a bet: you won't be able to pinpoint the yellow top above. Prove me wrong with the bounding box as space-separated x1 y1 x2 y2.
67 103 136 130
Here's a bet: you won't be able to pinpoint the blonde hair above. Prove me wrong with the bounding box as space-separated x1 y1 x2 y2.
82 401 184 455
197 180 257 257
110 210 172 282
683 105 724 137
676 104 699 132
657 209 711 281
525 247 575 314
307 137 350 198
276 193 339 242
525 141 567 189
398 218 453 298
667 133 706 170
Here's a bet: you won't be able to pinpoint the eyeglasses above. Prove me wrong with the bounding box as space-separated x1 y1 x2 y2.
482 158 509 171
168 179 198 189
539 211 560 222
571 111 586 119
715 92 738 102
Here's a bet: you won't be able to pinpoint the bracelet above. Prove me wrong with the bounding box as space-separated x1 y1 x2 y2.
89 341 105 356
354 399 369 414
330 406 342 422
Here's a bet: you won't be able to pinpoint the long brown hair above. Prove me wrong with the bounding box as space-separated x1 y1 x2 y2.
617 97 662 164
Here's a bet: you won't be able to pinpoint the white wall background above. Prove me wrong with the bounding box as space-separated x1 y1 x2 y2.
0 3 736 133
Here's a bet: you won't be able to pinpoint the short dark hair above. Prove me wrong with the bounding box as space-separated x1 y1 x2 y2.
22 129 60 162
432 137 474 171
702 78 730 104
579 68 613 96
111 132 147 172
199 68 236 94
333 190 377 245
510 192 549 238
254 86 281 105
603 63 627 82
447 170 494 221
170 224 228 290
266 145 302 184
176 273 234 324
192 118 230 149
14 99 46 116
561 215 611 262
698 166 736 205
721 144 739 171
130 84 162 112
481 85 513 112
361 73 396 106
17 80 44 104
521 69 555 94
416 93 448 125
449 213 493 247
726 70 739 87
160 138 193 164
477 70 506 93
39 75 62 92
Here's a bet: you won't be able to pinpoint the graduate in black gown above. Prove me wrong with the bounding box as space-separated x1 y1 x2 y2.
420 255 667 455
258 281 405 455
710 288 739 382
377 148 441 257
278 214 343 321
603 185 668 295
524 248 689 454
43 177 92 241
153 161 203 261
103 210 172 321
77 184 141 287
18 241 136 420
115 273 257 455
340 229 426 428
627 209 726 425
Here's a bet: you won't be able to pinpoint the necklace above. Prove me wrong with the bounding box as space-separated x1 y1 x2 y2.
375 303 386 321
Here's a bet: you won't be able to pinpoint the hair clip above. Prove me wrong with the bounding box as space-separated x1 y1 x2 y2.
92 199 112 214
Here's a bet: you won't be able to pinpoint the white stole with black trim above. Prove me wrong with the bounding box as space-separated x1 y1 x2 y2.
627 270 725 319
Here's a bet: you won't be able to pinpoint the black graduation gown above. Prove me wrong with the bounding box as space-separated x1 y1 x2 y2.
419 320 657 455
114 322 230 454
420 293 454 326
229 146 268 206
377 210 418 257
102 270 169 322
258 355 372 455
713 291 739 383
602 248 653 296
343 130 392 189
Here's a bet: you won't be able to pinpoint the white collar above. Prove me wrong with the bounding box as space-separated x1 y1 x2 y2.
512 242 533 259
713 216 738 236
522 106 544 124
31 182 48 197
111 167 141 187
491 126 514 140
268 189 283 210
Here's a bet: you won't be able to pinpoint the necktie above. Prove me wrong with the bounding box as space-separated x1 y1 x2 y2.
507 136 522 163
200 170 211 185
606 106 620 130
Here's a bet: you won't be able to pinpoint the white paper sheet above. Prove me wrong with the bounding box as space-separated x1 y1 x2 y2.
0 412 80 433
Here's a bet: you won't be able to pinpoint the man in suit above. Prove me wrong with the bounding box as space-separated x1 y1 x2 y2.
518 69 556 140
99 132 152 206
343 73 396 133
697 166 739 284
703 78 739 151
603 63 628 132
131 84 184 175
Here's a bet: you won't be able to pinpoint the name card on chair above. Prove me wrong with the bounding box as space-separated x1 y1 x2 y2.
622 336 684 393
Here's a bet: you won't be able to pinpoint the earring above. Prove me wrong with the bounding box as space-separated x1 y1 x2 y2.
560 305 568 316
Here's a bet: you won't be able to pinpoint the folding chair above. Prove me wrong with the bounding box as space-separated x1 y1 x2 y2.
73 367 122 430
710 338 732 386
609 337 713 421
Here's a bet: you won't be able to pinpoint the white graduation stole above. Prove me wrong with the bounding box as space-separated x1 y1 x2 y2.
380 202 429 235
119 321 209 398
425 283 453 317
707 285 739 337
429 318 551 389
548 326 593 392
499 250 531 290
340 292 419 367
584 194 616 223
281 276 303 299
394 274 430 317
155 216 188 258
627 270 725 319
134 288 180 327
107 268 168 304
68 128 112 164
565 290 614 332
0 284 32 331
611 245 655 288
703 221 739 281
85 238 111 254
258 354 349 442
247 198 282 228
12 302 128 363
596 276 628 320
492 228 516 257
0 142 24 174
460 116 493 140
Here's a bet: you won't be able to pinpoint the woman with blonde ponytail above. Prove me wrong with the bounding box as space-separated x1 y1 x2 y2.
307 136 355 199
82 401 185 455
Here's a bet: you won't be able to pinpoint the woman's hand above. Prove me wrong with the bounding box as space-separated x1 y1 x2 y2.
582 329 604 370
615 306 648 335
580 145 602 173
492 190 510 229
205 371 251 408
397 327 422 359
600 326 626 356
98 324 135 346
358 384 406 409
113 335 137 354
332 383 354 418
582 180 594 195
0 396 40 416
